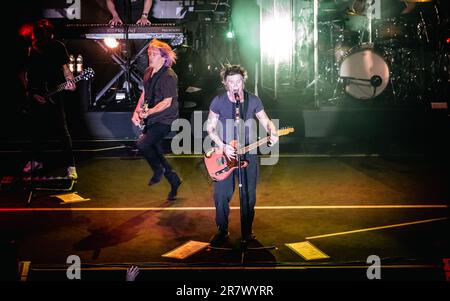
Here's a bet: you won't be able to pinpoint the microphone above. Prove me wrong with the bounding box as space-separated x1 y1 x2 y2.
234 91 240 103
370 75 382 87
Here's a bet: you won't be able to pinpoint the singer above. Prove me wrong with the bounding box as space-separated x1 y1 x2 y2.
206 64 279 246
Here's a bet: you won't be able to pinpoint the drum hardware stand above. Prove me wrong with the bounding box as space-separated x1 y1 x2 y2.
306 0 336 107
331 78 345 101
307 0 319 108
340 75 383 99
418 11 430 45
389 70 400 104
365 0 374 44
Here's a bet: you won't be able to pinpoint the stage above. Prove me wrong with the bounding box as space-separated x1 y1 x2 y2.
1 148 448 281
4 0 450 285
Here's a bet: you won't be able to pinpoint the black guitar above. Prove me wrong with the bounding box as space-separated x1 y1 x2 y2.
137 102 150 135
31 67 95 104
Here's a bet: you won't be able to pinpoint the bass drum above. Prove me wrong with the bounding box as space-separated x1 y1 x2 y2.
339 44 390 99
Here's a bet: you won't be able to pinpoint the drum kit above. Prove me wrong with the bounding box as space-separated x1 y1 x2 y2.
314 0 447 103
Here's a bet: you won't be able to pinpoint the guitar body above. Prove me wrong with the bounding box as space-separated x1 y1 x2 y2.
204 146 248 182
136 103 150 137
24 84 55 112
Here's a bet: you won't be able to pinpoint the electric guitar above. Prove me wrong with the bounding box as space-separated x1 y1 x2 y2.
204 127 295 181
31 67 95 104
136 103 151 135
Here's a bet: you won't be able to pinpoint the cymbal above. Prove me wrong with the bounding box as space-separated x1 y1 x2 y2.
320 8 340 13
403 0 433 2
346 10 365 17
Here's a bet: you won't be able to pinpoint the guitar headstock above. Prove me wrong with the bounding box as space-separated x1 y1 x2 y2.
79 67 95 80
277 127 295 136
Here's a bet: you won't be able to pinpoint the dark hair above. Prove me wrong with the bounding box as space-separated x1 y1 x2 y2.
220 64 248 85
33 19 55 42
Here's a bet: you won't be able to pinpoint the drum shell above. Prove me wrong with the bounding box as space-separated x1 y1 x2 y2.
339 45 390 99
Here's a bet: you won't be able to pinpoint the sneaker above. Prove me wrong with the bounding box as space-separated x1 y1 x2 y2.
148 168 164 186
67 166 78 180
167 178 182 201
22 161 43 173
242 232 257 242
166 171 182 201
209 230 230 246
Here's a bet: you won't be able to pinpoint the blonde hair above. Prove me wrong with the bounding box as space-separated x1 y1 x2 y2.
148 39 177 67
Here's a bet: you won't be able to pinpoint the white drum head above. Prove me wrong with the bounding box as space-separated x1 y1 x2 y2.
339 48 390 99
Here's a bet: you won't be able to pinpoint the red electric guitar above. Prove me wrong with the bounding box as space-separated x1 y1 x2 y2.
204 127 294 181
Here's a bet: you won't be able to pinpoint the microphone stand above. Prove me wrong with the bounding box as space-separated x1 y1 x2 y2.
124 0 132 103
340 75 380 98
209 91 276 264
234 94 246 248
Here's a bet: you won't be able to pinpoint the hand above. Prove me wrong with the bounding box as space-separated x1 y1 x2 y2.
109 16 123 26
125 266 140 281
138 108 151 120
131 111 141 126
136 17 151 26
222 144 237 160
33 94 46 105
269 133 279 146
64 80 76 91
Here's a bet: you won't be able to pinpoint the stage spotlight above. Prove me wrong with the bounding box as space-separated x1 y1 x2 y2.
104 38 119 49
18 23 34 39
226 31 234 39
260 16 293 62
260 0 295 97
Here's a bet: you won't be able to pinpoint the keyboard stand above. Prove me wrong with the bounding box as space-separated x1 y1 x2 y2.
92 39 149 106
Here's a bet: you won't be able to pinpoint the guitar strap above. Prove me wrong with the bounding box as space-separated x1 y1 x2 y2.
243 91 249 121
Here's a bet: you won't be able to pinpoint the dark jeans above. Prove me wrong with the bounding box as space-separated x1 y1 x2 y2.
213 154 259 236
29 98 75 167
136 122 175 176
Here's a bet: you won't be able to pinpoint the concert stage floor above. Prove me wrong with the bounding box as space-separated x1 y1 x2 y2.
1 150 449 281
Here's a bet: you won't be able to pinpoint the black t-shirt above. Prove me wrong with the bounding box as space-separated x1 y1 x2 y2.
114 0 145 23
27 39 69 91
210 92 264 145
143 67 179 125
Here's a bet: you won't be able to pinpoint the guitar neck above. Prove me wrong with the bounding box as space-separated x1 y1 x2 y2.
236 128 294 155
238 136 270 155
46 74 84 98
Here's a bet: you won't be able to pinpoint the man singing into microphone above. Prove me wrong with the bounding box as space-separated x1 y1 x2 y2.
206 64 279 246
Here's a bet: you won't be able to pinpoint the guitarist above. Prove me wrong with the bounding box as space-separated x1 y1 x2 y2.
131 39 181 201
21 19 77 179
206 65 279 246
